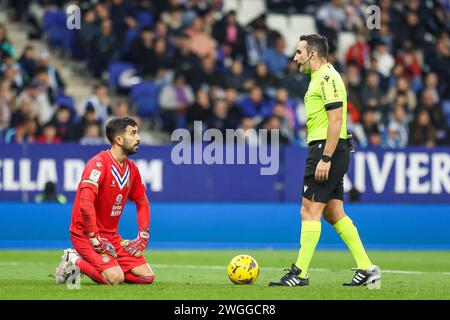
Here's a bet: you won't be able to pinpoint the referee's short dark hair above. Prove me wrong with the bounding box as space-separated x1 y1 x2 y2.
106 117 138 143
299 34 329 58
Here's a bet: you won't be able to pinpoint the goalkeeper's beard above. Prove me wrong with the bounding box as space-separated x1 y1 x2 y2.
123 143 139 156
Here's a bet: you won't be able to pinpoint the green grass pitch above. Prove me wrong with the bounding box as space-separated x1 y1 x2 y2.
0 249 449 300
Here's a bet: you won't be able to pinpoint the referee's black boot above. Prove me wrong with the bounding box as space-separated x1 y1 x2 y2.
269 263 309 286
343 265 381 288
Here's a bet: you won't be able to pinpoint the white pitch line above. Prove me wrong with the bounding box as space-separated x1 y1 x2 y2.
1 262 449 276
382 269 450 276
151 264 328 272
0 262 49 266
150 264 450 276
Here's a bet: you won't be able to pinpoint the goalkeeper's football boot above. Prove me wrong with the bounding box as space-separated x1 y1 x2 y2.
55 248 81 284
343 265 381 288
268 263 309 286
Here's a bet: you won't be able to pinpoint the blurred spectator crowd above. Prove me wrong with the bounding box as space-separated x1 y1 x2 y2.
1 0 449 148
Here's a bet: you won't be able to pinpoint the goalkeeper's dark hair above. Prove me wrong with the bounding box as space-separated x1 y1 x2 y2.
299 34 329 58
106 117 138 144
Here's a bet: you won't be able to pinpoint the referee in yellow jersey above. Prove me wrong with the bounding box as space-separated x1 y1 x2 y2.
269 34 381 287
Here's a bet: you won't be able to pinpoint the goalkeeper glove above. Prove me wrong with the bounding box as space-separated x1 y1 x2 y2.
88 232 117 257
121 229 149 257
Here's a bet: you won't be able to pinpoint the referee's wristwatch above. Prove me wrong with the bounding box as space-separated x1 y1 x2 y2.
321 155 332 163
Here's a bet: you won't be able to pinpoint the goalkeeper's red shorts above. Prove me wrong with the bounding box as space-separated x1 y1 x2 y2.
71 232 148 273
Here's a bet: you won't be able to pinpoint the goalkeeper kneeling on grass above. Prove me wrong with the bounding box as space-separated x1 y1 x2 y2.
55 117 154 285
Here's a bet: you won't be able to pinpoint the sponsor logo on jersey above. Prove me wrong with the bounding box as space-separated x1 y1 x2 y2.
111 194 124 216
321 82 326 100
96 162 102 168
111 205 123 216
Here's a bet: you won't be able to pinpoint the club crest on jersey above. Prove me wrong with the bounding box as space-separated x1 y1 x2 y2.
115 194 123 205
111 165 130 190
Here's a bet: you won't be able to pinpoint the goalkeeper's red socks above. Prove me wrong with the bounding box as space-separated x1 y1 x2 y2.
124 272 154 285
75 259 109 285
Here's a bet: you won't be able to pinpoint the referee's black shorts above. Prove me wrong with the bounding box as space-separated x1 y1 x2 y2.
302 138 350 203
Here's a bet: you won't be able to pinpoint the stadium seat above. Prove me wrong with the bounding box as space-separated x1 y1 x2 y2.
443 100 450 115
283 30 301 57
55 94 79 122
285 15 318 55
130 81 159 118
108 62 141 92
266 13 289 38
222 0 243 14
42 10 67 30
42 10 68 48
130 81 158 103
266 13 299 57
443 100 450 124
136 11 154 28
222 0 267 25
288 14 317 35
55 95 76 111
122 28 140 56
62 29 77 58
266 14 318 56
134 97 159 118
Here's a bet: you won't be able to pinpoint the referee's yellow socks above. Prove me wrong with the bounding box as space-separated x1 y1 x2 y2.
295 220 321 278
333 215 372 270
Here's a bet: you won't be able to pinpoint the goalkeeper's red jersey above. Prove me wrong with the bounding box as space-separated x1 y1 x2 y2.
70 149 147 236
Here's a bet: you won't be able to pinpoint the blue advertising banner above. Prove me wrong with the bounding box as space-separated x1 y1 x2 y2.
0 144 282 202
1 203 449 249
283 146 450 203
0 144 449 202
